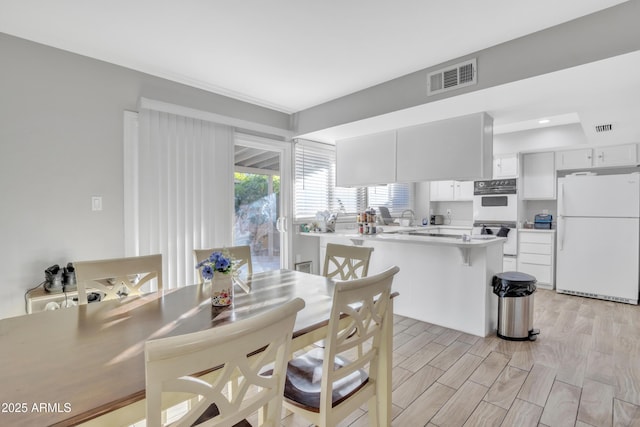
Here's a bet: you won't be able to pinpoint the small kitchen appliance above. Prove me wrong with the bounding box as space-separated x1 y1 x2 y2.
534 213 553 229
430 214 444 225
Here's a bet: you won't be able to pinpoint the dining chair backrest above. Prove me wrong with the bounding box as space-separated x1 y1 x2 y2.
323 243 374 280
74 254 163 305
145 297 306 427
194 246 252 283
282 265 399 427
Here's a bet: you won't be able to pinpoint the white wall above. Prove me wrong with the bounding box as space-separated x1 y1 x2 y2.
493 123 588 155
0 33 291 319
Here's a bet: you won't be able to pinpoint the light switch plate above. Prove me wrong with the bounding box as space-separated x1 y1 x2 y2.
91 196 102 211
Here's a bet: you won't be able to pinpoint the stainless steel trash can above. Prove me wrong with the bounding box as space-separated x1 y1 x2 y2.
492 271 540 341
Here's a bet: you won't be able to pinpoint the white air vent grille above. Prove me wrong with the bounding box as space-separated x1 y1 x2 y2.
595 124 613 133
556 288 633 304
427 58 477 96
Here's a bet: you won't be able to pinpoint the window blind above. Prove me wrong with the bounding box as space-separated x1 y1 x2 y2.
367 183 413 215
294 139 413 219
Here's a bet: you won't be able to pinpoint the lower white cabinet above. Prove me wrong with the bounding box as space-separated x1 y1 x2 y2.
517 230 555 290
503 256 517 272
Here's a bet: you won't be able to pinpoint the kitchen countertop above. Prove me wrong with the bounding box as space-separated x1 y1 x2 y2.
518 228 556 233
299 227 504 249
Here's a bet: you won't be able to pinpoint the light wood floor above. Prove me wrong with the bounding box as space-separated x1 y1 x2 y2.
280 289 640 427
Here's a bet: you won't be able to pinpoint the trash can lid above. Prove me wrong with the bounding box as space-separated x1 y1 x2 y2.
495 271 536 283
492 271 537 297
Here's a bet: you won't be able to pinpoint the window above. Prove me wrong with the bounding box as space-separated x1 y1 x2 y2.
367 184 412 216
294 140 412 220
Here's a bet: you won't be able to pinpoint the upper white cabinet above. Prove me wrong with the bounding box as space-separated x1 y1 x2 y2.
396 112 493 182
555 148 593 170
522 152 556 199
493 154 518 178
430 180 473 201
336 130 396 187
594 144 637 167
430 181 455 201
455 181 474 200
555 144 638 170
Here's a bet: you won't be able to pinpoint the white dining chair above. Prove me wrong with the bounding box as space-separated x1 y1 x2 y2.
281 266 399 427
194 246 252 283
74 254 163 304
323 243 374 280
145 297 305 427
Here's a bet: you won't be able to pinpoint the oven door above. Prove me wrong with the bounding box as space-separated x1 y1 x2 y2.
473 194 517 222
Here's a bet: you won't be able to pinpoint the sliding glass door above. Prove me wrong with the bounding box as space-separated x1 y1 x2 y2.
234 134 292 271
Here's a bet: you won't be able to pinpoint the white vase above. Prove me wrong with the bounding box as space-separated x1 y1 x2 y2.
211 273 233 306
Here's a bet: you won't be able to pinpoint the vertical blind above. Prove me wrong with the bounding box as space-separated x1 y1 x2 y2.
137 109 234 288
294 139 412 219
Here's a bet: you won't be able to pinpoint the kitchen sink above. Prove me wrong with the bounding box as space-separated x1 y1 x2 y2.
407 232 462 238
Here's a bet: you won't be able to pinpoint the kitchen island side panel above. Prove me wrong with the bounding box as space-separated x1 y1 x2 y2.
367 240 502 337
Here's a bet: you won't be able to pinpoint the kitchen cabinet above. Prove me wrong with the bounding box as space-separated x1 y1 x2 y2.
522 151 556 199
455 181 474 200
336 130 396 187
594 144 637 167
430 181 455 201
555 148 593 170
430 180 474 201
396 112 493 182
493 154 518 178
555 144 638 170
503 256 517 272
517 230 555 290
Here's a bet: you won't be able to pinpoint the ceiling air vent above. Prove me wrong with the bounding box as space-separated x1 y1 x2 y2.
427 58 477 96
594 123 613 133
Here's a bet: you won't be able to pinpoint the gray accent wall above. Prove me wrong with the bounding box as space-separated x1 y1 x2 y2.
0 33 291 318
293 1 640 135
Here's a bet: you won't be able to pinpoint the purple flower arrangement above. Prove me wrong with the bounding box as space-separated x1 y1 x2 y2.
196 251 232 281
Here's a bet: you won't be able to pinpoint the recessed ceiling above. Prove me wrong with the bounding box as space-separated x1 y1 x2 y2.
297 50 640 144
0 0 629 114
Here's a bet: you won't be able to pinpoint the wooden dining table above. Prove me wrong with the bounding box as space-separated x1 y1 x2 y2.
0 269 395 427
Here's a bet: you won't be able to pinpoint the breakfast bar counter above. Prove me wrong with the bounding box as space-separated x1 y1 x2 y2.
301 228 504 336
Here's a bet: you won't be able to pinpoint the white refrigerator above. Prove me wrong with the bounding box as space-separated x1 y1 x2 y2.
556 173 640 304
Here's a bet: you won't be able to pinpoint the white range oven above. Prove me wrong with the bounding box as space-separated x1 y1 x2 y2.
472 179 518 270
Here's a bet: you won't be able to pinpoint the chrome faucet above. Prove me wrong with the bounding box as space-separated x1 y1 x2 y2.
401 209 415 225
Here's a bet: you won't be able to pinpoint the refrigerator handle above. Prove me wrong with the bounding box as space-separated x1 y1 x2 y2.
558 216 564 251
559 182 564 216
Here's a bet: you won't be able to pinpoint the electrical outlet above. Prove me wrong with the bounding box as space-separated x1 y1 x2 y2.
446 208 452 216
